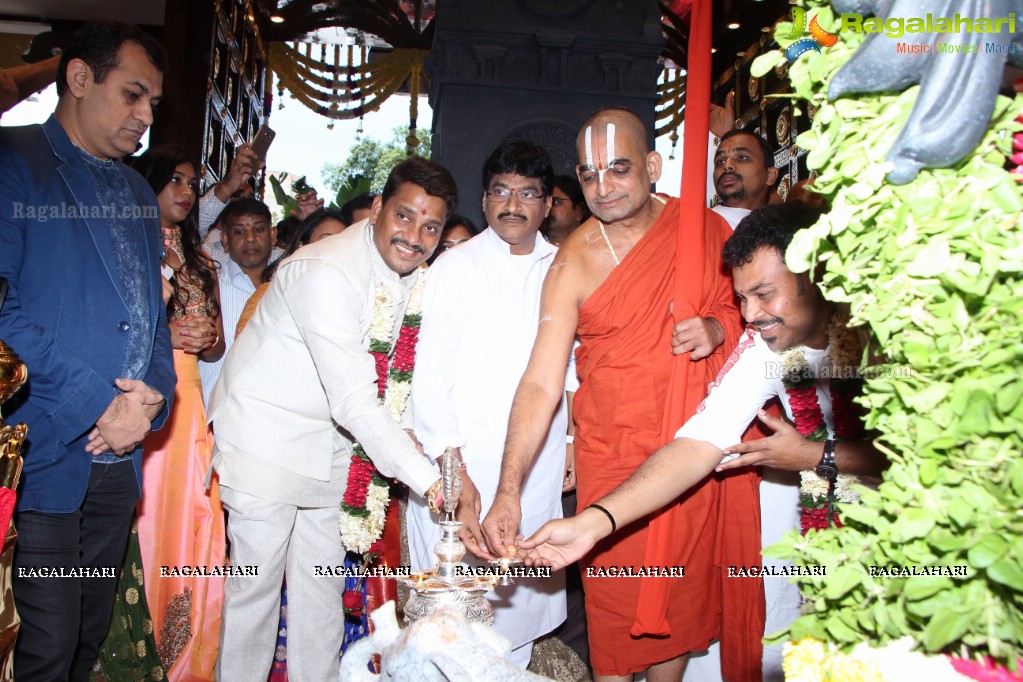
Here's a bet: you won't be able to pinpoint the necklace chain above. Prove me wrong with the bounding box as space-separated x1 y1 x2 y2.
595 194 667 268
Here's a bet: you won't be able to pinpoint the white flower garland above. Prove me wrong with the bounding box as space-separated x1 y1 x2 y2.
339 273 425 555
795 312 866 505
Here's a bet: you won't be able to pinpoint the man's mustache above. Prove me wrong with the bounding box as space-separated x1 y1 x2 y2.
391 237 425 254
498 211 529 222
751 317 782 330
716 172 741 187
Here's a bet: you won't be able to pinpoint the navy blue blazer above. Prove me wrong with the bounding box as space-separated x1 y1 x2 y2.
0 115 175 513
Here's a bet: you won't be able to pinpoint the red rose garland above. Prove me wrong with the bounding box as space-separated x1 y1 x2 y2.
340 277 424 558
779 315 867 534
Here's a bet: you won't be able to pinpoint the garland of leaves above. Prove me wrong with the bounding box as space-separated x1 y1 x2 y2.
751 2 1023 666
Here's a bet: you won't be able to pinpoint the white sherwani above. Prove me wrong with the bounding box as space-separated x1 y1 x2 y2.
207 221 440 682
407 228 567 655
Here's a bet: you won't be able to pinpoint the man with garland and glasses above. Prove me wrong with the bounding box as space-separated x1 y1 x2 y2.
407 138 568 668
519 203 888 671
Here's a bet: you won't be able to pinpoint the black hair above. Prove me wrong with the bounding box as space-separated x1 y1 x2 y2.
718 129 775 171
57 21 167 97
426 213 480 265
381 157 458 217
218 197 272 227
129 144 219 321
443 213 478 236
339 192 376 226
552 175 584 208
262 209 347 283
722 202 823 267
291 209 346 247
275 215 301 247
482 139 554 197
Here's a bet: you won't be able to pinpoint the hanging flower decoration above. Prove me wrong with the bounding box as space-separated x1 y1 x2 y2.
267 0 434 149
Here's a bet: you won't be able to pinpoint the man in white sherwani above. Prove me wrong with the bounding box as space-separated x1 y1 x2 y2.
407 139 568 668
208 158 459 682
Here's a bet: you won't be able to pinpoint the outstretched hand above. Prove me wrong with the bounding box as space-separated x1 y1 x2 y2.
518 517 599 571
456 504 494 561
716 408 820 472
481 491 521 558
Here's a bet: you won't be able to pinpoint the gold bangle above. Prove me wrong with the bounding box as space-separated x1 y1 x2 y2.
426 478 443 515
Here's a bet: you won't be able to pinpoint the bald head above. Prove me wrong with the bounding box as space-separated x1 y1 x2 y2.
575 108 661 225
578 108 649 155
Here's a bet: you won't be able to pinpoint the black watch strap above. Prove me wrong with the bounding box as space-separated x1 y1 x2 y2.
815 438 838 482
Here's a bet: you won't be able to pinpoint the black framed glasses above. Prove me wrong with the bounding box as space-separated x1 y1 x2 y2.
486 187 545 204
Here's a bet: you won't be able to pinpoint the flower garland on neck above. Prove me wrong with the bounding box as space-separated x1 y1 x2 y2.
779 312 867 534
339 273 424 560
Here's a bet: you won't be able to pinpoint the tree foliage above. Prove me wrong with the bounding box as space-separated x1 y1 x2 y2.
322 126 432 194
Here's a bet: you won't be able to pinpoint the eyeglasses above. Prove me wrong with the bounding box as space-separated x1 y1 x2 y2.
486 187 545 204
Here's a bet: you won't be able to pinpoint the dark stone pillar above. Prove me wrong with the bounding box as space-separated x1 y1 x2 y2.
427 0 664 228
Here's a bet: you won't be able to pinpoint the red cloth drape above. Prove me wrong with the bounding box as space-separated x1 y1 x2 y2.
630 0 766 678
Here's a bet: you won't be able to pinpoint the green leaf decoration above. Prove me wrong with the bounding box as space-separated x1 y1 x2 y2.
761 0 1023 667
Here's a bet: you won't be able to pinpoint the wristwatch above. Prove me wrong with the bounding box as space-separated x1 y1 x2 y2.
815 439 838 482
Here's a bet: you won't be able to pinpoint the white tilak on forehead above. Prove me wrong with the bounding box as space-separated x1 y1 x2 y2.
605 123 615 184
585 125 594 170
585 123 616 183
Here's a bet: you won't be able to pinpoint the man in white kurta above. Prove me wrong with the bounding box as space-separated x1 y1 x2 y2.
207 159 458 682
407 140 567 668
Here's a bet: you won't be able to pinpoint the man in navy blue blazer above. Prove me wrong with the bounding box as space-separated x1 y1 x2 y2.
0 21 175 681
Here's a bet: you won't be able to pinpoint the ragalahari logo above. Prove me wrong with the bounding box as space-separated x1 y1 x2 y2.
786 8 839 62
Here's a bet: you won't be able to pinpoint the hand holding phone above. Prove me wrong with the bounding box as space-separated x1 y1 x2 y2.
250 124 276 162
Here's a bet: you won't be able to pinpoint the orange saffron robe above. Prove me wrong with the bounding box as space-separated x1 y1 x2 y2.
574 197 762 677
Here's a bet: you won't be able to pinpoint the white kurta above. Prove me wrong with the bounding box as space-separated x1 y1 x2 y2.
407 227 567 650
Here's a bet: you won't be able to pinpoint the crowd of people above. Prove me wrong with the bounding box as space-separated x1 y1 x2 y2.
0 18 886 682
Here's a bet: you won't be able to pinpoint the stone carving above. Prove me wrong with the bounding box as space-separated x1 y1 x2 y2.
506 120 580 174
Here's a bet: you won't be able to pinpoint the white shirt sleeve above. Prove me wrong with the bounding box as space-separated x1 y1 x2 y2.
198 189 228 239
278 258 440 495
411 254 469 460
676 331 778 451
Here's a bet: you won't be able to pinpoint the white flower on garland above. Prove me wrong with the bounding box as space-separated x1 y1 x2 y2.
828 311 863 378
339 509 375 555
339 272 426 556
406 270 424 314
384 379 412 422
363 482 390 548
781 345 814 385
834 474 861 504
800 470 831 500
369 283 394 342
